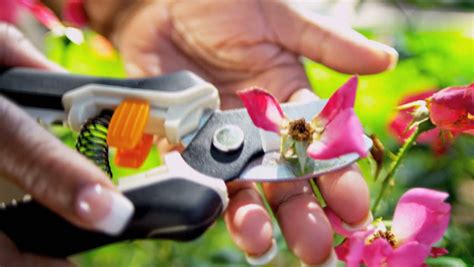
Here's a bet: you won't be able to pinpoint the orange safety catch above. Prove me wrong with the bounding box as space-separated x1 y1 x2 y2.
115 134 154 168
107 99 150 150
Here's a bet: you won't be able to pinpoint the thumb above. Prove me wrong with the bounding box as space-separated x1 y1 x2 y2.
0 97 134 235
263 1 398 74
0 23 65 72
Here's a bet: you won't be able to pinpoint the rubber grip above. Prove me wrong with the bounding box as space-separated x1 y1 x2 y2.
0 179 224 258
0 67 207 109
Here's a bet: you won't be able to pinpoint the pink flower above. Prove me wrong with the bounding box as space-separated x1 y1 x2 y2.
0 0 63 30
428 83 474 134
237 76 367 162
328 188 451 267
22 1 62 30
63 0 88 28
0 0 20 23
388 90 448 154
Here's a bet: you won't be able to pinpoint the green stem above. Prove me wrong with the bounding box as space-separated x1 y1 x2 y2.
372 127 421 214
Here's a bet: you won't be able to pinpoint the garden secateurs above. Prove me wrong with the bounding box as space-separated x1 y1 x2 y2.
0 68 372 257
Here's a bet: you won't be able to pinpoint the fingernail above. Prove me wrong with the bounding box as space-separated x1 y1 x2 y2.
386 48 399 70
125 63 145 77
368 40 399 70
301 249 337 267
342 211 373 232
76 184 134 235
245 238 278 266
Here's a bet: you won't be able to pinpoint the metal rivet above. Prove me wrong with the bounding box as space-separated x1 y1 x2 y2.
212 124 244 153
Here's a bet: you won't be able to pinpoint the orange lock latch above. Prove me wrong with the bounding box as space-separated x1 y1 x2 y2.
115 134 154 168
107 99 150 150
107 99 153 168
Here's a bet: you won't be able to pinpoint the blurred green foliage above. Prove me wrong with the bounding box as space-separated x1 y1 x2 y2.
47 25 473 266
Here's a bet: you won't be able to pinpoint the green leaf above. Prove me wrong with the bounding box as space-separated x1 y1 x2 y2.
425 256 467 267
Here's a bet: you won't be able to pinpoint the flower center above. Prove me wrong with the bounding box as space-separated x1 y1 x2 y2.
288 118 313 141
368 230 398 247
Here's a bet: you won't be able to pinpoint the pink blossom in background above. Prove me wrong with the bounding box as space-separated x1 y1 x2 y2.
328 188 451 267
388 90 449 154
429 83 474 134
0 0 20 23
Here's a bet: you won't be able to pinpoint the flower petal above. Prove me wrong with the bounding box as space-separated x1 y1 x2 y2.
315 76 358 125
392 188 450 246
324 207 354 237
307 109 367 160
63 0 88 27
388 89 439 145
335 239 350 262
25 2 62 30
0 0 20 23
237 87 285 133
431 84 474 113
345 231 373 267
362 238 393 267
386 241 431 267
430 247 448 258
429 83 474 133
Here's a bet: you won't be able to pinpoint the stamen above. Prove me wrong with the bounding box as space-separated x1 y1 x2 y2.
368 230 398 247
288 118 313 141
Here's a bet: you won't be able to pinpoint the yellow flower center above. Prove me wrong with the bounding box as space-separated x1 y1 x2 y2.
368 230 398 247
288 118 314 141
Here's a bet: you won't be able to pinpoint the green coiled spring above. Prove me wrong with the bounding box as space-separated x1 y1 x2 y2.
75 110 113 178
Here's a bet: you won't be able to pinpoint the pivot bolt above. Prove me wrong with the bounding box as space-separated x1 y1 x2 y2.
212 124 244 153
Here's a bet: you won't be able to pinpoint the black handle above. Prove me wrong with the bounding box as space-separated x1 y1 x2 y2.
0 67 207 109
0 178 224 258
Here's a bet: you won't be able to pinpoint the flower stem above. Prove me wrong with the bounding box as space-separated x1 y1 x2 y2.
372 127 421 214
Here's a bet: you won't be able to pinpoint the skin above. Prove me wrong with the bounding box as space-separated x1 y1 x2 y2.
0 23 110 267
0 0 397 265
107 0 397 264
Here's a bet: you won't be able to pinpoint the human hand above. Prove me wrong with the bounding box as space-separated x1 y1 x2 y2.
0 23 134 267
103 1 397 264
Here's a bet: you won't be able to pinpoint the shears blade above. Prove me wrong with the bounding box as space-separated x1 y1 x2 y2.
238 135 372 182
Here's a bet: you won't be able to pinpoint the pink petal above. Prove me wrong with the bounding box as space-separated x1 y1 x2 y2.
362 238 393 267
324 207 354 237
25 2 62 30
388 111 440 144
392 188 451 246
429 84 474 133
430 247 448 258
388 89 439 145
307 109 367 160
386 241 431 267
237 87 285 133
345 231 373 267
335 239 350 262
316 76 358 124
0 0 20 23
431 84 474 114
63 0 88 27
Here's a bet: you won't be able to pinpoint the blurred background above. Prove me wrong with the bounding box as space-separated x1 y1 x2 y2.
4 0 474 266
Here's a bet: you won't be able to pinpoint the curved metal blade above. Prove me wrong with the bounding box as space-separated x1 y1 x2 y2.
238 135 373 182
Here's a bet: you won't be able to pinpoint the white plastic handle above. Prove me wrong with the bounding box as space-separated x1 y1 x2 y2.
62 83 220 144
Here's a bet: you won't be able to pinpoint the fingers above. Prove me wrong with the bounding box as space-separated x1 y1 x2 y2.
262 1 398 74
262 181 334 265
224 182 274 260
0 97 133 235
317 165 372 228
0 23 65 72
0 233 74 267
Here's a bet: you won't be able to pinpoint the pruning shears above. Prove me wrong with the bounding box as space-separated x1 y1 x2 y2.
0 68 372 258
